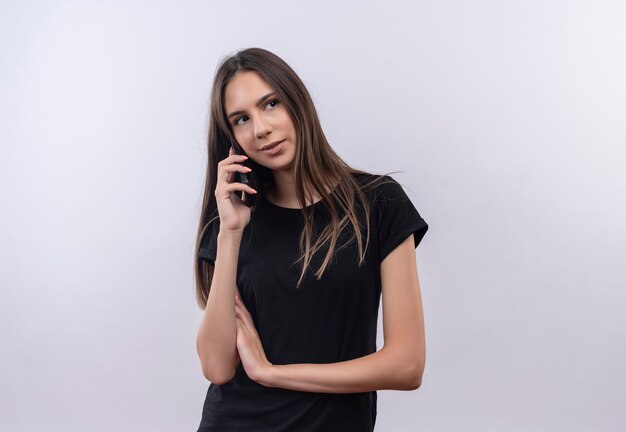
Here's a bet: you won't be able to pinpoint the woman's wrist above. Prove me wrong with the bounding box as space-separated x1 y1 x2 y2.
218 229 244 240
256 363 276 387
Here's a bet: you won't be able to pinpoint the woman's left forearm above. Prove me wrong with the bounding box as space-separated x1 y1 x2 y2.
257 346 422 393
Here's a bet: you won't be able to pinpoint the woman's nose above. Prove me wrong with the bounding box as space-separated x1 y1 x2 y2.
254 115 271 138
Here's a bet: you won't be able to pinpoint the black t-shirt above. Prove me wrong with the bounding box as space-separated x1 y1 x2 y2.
197 173 428 432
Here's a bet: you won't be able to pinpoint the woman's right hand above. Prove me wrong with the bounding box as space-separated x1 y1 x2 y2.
214 146 258 233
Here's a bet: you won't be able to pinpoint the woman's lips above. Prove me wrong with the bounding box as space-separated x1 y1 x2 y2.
261 140 285 155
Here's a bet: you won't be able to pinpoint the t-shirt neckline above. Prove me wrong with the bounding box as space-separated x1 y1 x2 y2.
259 190 325 214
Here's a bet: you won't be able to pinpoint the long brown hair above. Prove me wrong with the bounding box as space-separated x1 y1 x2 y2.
194 47 400 309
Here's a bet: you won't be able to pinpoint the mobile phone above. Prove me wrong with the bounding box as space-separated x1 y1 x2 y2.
230 142 257 208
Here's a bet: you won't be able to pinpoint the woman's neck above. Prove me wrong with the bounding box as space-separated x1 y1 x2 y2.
265 178 338 209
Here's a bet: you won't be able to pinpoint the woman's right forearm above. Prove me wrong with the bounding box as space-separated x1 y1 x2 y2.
197 230 243 384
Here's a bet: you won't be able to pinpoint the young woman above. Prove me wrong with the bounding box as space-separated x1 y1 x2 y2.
194 47 429 431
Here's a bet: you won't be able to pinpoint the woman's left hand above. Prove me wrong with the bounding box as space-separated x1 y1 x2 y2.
234 295 274 386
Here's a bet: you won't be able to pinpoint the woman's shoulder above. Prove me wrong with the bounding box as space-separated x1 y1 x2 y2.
350 171 399 194
342 172 403 213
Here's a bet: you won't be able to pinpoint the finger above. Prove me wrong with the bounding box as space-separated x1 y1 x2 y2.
224 183 258 197
234 303 249 326
219 150 248 166
235 295 249 310
225 164 254 175
227 146 233 181
220 153 247 166
235 307 255 335
221 158 248 184
219 165 256 192
235 315 244 333
235 297 254 322
234 304 249 327
235 297 250 315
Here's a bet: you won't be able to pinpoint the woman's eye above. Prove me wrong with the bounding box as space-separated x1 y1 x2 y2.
234 115 248 126
233 100 278 126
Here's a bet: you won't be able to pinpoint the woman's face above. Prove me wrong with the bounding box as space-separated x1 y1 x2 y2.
224 70 297 172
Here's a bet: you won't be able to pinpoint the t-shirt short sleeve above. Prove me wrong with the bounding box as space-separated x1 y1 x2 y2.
198 218 220 264
376 176 429 262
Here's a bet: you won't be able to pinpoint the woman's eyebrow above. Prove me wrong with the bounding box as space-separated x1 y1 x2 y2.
227 92 277 119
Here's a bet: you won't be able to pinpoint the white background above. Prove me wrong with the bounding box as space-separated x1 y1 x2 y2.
1 1 625 431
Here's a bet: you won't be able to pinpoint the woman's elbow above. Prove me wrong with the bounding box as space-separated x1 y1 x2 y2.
202 364 236 385
408 368 423 390
403 359 425 390
386 346 425 390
